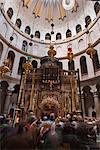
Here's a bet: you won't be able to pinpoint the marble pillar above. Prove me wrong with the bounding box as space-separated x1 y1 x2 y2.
93 92 100 119
4 91 12 114
81 94 85 117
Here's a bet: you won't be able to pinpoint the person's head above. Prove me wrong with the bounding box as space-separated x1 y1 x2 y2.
49 113 55 121
76 122 88 138
17 123 24 134
43 116 48 121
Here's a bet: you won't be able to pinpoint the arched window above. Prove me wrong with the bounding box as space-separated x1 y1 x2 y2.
25 26 31 35
66 29 72 38
22 41 28 52
76 24 82 33
85 16 92 27
94 2 100 15
68 60 75 71
7 51 15 71
32 60 38 68
80 56 88 75
45 33 51 40
7 8 13 19
92 50 100 72
35 31 40 38
18 57 26 75
15 18 22 29
0 42 3 59
56 33 62 40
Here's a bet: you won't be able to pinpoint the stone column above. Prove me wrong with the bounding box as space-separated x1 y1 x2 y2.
93 92 100 119
81 93 85 117
4 91 12 114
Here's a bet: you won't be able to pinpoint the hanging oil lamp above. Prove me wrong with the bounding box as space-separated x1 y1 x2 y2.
86 43 96 59
67 47 74 61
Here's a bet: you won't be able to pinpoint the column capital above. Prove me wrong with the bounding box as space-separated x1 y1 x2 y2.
7 91 12 96
93 91 98 98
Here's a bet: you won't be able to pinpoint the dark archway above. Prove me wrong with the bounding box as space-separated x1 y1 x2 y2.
94 2 100 15
32 60 38 68
25 26 31 35
66 29 72 38
82 86 94 116
92 50 100 72
76 24 82 34
7 51 15 71
80 56 88 75
35 31 40 38
18 57 26 75
96 83 100 99
56 33 62 40
7 8 13 19
15 18 22 29
0 42 3 59
22 41 28 52
85 16 92 28
0 81 9 113
45 33 51 40
68 60 75 71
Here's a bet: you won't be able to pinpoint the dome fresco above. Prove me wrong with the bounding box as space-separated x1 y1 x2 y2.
2 0 99 39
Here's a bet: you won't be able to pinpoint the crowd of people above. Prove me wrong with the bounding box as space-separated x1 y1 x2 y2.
0 111 100 150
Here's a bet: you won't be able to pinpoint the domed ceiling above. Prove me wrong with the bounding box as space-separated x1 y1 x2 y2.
21 0 92 33
22 0 90 23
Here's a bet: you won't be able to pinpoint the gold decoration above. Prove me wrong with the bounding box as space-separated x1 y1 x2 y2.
86 43 96 59
48 45 56 57
67 52 74 61
23 59 33 74
0 59 10 77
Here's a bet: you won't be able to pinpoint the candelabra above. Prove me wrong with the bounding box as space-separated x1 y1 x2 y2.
14 57 33 125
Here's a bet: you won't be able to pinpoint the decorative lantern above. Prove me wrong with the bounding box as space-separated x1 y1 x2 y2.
67 47 74 61
0 59 10 77
86 43 96 59
23 56 33 74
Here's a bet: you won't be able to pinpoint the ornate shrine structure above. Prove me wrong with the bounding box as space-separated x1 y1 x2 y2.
17 46 81 118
